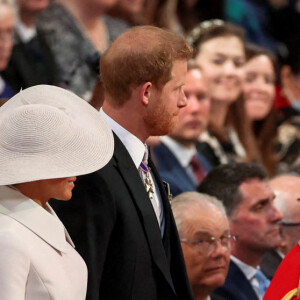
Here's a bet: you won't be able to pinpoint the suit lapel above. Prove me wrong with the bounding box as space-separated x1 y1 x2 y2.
228 261 259 300
113 136 176 294
154 143 196 191
148 157 171 251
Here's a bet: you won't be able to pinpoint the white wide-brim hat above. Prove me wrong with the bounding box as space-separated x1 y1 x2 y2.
0 85 114 185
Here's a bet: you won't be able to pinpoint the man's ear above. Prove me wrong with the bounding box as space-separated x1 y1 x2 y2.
140 82 152 106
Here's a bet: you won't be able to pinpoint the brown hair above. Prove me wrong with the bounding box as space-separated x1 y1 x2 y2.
188 21 256 162
245 43 279 176
187 20 246 57
100 25 193 106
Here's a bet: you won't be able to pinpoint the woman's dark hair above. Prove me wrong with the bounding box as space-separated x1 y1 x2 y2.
245 42 279 80
244 43 279 176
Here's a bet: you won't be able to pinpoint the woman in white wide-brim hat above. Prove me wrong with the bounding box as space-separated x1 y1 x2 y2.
0 85 114 300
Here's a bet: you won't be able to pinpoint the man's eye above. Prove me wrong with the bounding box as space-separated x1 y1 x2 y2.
253 203 265 211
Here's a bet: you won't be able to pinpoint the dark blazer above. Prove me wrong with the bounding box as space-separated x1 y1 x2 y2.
51 135 193 300
3 30 59 92
260 249 282 280
153 142 212 197
211 294 226 300
212 260 259 300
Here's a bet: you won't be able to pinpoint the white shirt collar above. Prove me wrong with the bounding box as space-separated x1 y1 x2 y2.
0 76 5 94
231 255 257 280
16 20 37 43
160 135 197 167
100 108 146 168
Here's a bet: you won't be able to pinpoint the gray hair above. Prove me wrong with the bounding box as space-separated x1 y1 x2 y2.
171 192 227 236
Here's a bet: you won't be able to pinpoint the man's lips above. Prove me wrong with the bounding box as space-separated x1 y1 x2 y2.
185 120 202 128
205 265 227 273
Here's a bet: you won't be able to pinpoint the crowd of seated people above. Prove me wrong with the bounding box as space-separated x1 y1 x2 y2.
2 1 300 300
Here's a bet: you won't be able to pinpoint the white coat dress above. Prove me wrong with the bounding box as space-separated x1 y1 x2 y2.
0 185 87 300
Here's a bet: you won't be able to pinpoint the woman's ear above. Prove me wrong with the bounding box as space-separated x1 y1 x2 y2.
140 82 152 106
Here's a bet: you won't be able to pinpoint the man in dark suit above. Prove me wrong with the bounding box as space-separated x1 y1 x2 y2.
3 0 59 91
153 62 212 197
198 163 283 300
51 26 193 300
172 192 230 300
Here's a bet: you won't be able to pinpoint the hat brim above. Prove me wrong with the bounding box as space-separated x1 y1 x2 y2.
0 85 114 185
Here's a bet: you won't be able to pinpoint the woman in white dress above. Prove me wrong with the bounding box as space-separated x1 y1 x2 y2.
0 85 114 300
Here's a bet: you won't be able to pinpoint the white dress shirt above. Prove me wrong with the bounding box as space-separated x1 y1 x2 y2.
231 255 265 300
0 185 87 300
16 21 37 43
100 109 165 233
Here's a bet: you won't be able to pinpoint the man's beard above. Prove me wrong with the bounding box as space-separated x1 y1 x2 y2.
143 101 179 137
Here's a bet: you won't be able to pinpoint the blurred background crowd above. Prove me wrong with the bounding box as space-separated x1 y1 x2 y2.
1 0 300 299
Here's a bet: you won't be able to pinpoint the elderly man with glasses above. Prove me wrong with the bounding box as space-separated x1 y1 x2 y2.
172 192 232 300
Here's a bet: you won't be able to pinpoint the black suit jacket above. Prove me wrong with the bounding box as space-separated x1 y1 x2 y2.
3 30 59 92
212 260 259 300
260 249 282 280
51 135 193 300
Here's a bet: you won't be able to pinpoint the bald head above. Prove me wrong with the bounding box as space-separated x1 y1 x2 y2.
270 175 300 223
100 25 192 106
270 175 300 254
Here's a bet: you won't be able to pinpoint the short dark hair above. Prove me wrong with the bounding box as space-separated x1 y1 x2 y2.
197 162 267 216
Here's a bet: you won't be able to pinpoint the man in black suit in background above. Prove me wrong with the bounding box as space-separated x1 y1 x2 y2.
3 0 59 91
52 25 193 300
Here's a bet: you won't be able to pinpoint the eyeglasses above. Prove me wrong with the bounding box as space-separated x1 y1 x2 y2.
180 234 236 255
281 221 300 227
186 19 224 46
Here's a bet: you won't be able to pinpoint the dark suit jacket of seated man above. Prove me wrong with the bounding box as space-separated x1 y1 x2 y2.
153 138 211 197
51 25 194 300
